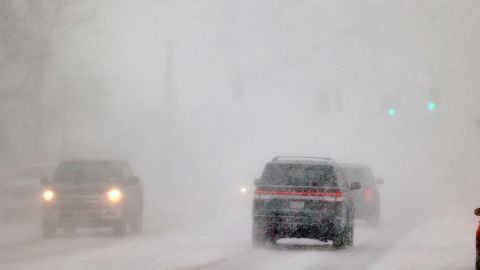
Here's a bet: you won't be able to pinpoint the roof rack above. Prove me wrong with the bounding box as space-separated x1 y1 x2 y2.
272 156 335 163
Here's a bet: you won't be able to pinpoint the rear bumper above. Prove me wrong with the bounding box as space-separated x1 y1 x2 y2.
253 214 343 240
253 213 340 225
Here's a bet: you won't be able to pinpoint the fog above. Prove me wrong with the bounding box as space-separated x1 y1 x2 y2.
1 1 480 269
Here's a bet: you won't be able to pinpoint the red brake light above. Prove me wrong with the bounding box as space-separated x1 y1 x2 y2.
364 188 374 201
254 189 344 202
255 189 342 197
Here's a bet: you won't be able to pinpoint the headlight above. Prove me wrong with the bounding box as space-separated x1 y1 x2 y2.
107 188 122 203
240 187 247 194
42 190 55 202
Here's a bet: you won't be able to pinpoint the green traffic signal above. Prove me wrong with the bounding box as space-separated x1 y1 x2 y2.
427 101 437 110
388 108 397 116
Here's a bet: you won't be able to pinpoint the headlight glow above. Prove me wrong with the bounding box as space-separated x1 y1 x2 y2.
240 187 247 194
42 190 55 202
107 188 122 203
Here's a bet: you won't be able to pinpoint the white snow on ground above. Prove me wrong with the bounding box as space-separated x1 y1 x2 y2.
0 202 477 270
369 205 476 270
0 209 252 270
0 223 40 248
0 212 409 270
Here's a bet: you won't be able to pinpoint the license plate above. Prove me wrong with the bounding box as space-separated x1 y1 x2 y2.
290 201 304 209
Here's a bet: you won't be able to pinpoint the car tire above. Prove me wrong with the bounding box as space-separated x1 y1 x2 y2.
346 224 354 246
252 222 271 247
367 217 379 226
366 206 380 226
63 225 75 236
112 220 128 236
333 219 354 248
332 231 347 248
42 221 56 238
476 255 480 270
332 223 349 249
131 216 143 233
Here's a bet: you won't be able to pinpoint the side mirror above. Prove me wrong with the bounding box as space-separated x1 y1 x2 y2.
351 182 361 190
475 208 480 216
40 177 49 186
254 178 260 186
128 176 140 185
377 178 384 185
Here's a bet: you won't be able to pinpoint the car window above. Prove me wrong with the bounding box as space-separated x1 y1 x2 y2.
334 167 349 187
342 167 374 186
54 161 125 183
260 163 338 187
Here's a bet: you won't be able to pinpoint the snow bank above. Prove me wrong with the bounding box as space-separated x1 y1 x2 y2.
369 205 476 270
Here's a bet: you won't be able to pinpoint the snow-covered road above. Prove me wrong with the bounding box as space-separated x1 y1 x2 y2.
0 204 475 270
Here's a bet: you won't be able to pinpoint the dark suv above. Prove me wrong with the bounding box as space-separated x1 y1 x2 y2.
252 157 361 248
41 159 143 237
340 164 382 226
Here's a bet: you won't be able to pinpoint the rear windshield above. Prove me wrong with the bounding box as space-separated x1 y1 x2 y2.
260 163 337 187
54 161 124 182
342 167 374 186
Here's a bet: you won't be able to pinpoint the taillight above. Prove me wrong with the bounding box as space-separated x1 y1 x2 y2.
254 189 344 201
255 189 342 197
364 188 374 201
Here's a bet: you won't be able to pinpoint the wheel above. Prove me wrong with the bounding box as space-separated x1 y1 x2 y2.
348 208 355 246
252 223 265 247
346 224 354 246
366 209 380 226
63 225 75 236
332 230 347 248
476 254 480 270
366 206 380 226
334 213 354 248
131 216 143 233
252 222 272 247
112 220 128 236
42 221 56 238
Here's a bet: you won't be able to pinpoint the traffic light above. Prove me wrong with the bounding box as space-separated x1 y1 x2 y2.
382 95 399 117
427 89 440 111
388 108 397 116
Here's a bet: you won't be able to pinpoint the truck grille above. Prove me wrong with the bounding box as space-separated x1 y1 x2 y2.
57 197 103 211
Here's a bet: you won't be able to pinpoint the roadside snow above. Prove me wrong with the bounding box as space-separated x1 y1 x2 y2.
369 205 475 270
0 222 40 248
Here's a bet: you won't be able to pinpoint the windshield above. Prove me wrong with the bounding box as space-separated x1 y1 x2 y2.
54 161 124 182
260 163 337 187
342 167 374 186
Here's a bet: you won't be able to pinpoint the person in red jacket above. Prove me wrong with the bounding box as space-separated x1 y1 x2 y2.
475 208 480 270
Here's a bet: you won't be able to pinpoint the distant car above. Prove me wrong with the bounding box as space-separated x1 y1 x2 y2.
1 164 55 200
475 208 480 270
252 156 361 248
41 159 143 237
0 164 54 221
340 163 382 226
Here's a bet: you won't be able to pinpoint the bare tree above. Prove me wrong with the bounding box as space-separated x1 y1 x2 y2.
0 0 97 166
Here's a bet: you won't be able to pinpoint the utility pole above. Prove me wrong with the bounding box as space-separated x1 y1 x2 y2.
60 76 69 161
165 40 174 100
163 40 176 181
